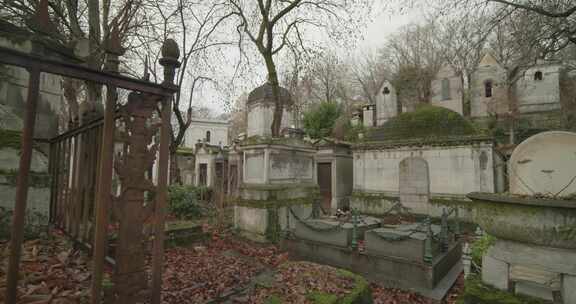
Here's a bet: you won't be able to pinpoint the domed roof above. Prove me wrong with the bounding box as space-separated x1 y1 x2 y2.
368 105 478 141
247 83 292 105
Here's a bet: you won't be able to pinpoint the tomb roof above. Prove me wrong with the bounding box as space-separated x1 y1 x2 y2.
364 105 480 143
247 82 293 106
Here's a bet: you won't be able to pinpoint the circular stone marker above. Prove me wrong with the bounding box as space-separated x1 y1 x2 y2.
509 131 576 197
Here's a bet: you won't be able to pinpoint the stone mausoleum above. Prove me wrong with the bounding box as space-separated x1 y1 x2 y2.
234 83 317 242
351 105 505 219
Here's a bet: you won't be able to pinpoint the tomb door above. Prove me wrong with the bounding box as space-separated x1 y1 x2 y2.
198 163 208 186
317 163 332 213
399 157 430 215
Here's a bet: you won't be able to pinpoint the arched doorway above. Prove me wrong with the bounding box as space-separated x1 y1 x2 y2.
399 157 430 215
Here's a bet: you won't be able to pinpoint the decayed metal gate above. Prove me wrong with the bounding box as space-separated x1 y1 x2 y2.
1 27 180 304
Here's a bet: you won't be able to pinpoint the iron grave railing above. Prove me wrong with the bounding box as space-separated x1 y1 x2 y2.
1 20 180 304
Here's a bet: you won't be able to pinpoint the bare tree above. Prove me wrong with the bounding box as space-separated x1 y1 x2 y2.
1 0 143 124
351 50 390 106
225 0 375 137
383 20 446 108
451 0 576 51
128 0 234 183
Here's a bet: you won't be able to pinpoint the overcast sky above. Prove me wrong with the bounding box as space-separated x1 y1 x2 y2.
195 2 428 116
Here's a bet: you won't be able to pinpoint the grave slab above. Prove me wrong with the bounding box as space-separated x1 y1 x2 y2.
364 223 441 262
293 216 380 247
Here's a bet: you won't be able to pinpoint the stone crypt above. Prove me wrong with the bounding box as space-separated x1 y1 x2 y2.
233 83 318 242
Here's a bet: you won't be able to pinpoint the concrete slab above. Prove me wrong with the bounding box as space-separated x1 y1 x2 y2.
490 239 576 275
515 281 554 302
562 275 576 304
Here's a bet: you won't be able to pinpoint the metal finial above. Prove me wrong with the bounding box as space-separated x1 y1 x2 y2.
159 39 181 86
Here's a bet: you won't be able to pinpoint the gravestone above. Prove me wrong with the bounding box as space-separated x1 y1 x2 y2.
399 157 431 215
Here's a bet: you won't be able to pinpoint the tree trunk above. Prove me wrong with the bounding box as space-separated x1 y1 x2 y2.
264 52 283 137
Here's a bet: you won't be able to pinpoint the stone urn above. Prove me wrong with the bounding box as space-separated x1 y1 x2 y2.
467 192 576 249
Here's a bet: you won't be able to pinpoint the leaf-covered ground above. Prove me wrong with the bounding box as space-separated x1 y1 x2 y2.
0 228 464 304
0 230 93 304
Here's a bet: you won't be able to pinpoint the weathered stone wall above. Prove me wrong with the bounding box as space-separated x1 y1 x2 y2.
514 62 562 113
246 102 294 137
353 143 496 196
234 204 312 242
0 146 51 218
244 150 265 184
431 65 464 115
470 54 509 118
269 149 314 184
0 37 63 139
375 81 398 126
181 118 229 147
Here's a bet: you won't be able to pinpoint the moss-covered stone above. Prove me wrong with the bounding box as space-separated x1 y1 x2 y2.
265 295 283 304
0 169 51 188
456 275 549 304
367 105 478 141
350 191 399 203
258 262 372 304
235 197 317 209
176 147 195 156
241 135 314 148
429 197 474 212
0 129 22 150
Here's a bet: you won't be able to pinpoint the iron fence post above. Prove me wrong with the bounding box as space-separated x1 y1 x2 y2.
5 66 41 304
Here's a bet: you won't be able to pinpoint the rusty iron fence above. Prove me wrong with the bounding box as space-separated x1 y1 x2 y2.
49 117 104 245
1 15 180 304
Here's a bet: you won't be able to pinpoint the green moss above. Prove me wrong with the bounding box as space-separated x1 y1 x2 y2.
235 196 318 209
470 234 495 267
429 197 474 211
265 295 283 304
336 270 373 304
0 169 51 187
176 147 195 155
368 105 478 141
457 274 549 304
307 292 339 304
350 191 399 203
165 220 200 232
241 135 314 147
0 129 23 150
265 206 281 243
